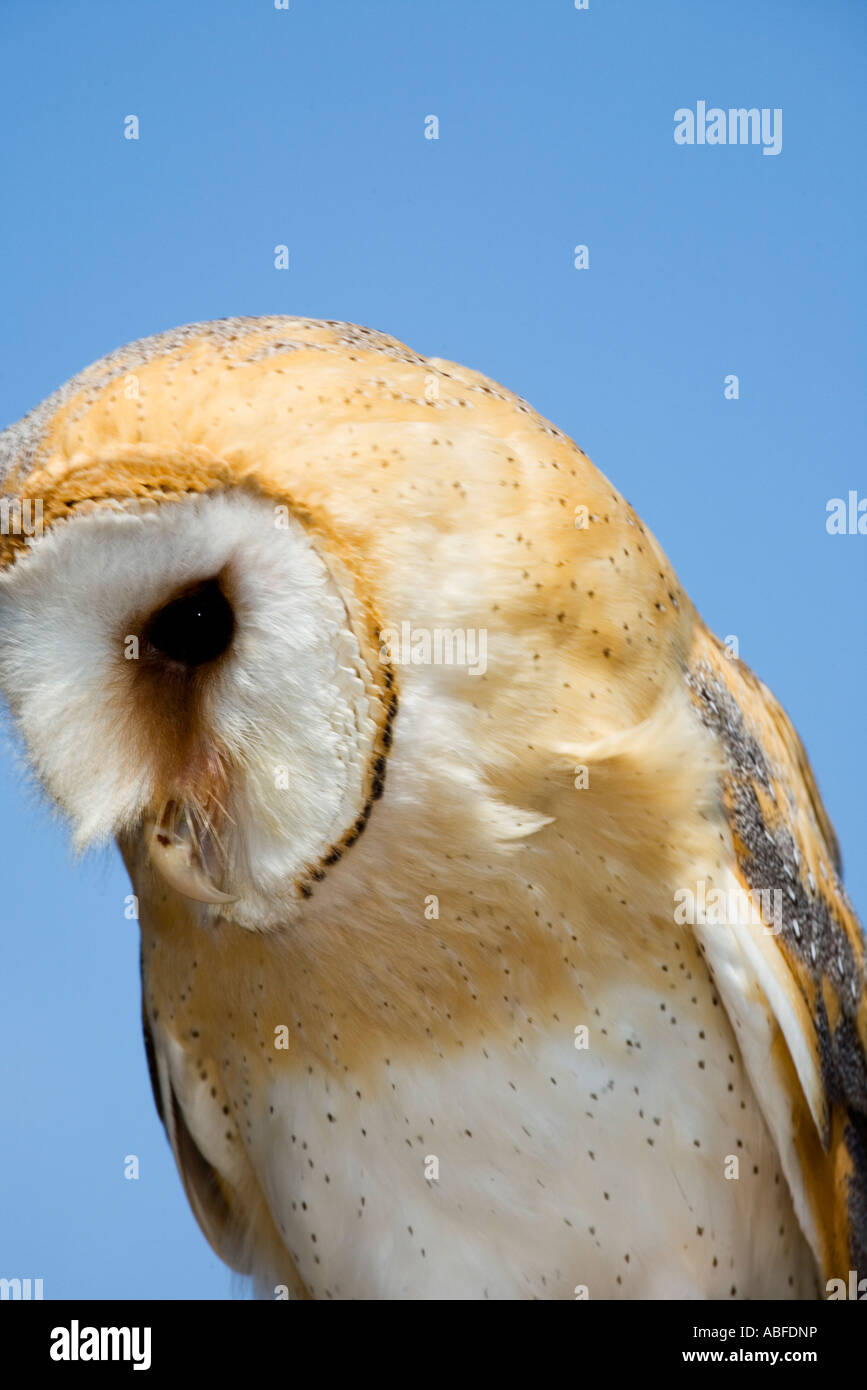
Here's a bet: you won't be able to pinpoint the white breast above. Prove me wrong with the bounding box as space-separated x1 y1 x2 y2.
245 928 816 1300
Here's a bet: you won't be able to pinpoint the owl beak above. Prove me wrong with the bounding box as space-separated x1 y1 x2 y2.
146 801 238 906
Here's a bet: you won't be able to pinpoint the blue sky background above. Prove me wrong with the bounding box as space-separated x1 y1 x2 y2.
0 0 864 1299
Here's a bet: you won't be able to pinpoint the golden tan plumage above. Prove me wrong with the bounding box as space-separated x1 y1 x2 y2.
0 316 863 1298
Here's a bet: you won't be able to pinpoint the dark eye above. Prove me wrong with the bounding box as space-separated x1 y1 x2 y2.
145 579 235 667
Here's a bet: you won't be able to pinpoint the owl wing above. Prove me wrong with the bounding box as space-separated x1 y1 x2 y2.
138 951 310 1299
686 629 867 1286
140 985 248 1274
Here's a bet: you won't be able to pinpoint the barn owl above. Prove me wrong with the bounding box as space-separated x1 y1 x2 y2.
0 316 864 1301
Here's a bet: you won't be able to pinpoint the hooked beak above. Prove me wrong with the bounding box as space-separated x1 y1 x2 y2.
146 800 238 906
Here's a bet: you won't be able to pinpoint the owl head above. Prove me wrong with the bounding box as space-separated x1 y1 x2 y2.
0 316 686 934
